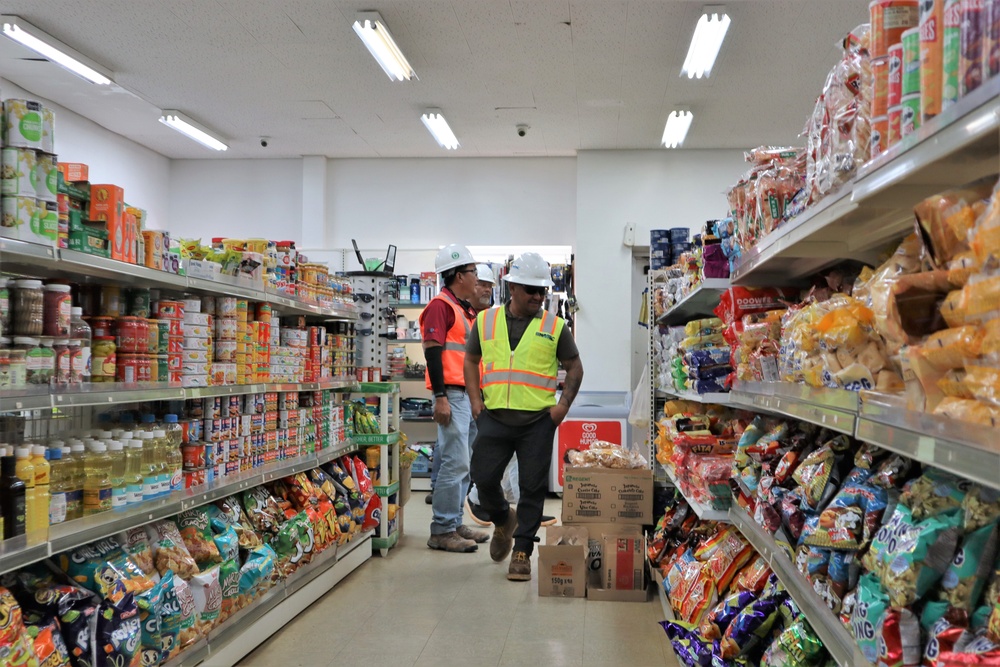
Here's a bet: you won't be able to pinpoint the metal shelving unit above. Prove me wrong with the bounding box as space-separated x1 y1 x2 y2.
655 278 730 326
350 382 401 556
729 380 858 435
655 387 732 406
663 465 731 522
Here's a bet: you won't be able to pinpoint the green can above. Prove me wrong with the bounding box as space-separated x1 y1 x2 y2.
156 320 170 353
942 0 961 109
901 27 921 96
126 287 150 318
900 93 922 136
156 354 169 382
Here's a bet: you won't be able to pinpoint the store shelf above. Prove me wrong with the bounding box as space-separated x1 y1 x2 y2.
732 75 1000 286
656 279 730 326
729 380 857 435
353 432 401 446
338 529 376 560
0 439 356 576
371 529 399 551
387 300 428 309
663 465 731 522
375 480 400 497
728 505 869 667
855 392 1000 492
0 387 56 411
655 387 731 406
652 569 675 622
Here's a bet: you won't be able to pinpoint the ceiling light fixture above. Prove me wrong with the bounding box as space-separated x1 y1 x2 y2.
680 7 731 79
421 109 459 150
352 11 416 81
662 110 693 148
158 111 228 151
1 15 112 85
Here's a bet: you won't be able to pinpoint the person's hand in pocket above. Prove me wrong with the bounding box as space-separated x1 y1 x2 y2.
549 403 569 427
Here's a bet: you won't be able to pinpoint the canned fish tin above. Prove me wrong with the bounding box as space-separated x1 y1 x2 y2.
3 100 44 149
902 27 922 94
35 153 57 202
871 0 921 57
901 93 923 135
152 300 185 319
960 0 986 96
920 0 945 120
942 0 962 108
1 148 36 197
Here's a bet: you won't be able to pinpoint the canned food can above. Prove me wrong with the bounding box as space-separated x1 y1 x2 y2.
960 0 986 97
870 0 920 57
942 0 962 108
920 0 945 120
902 27 922 95
34 152 57 203
888 105 903 146
871 116 889 158
901 93 922 135
888 43 904 107
3 100 45 149
1 148 36 197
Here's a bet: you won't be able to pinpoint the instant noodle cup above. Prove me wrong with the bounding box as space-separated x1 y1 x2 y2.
943 0 963 108
871 116 889 157
888 105 903 146
873 58 891 117
902 26 923 94
901 93 922 135
889 42 904 106
1 147 36 197
920 0 945 120
871 0 921 57
960 0 986 97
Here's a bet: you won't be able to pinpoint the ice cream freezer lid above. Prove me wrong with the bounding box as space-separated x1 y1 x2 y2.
562 391 631 418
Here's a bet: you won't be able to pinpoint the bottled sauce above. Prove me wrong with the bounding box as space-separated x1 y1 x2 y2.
65 443 84 520
0 455 26 538
48 447 67 525
11 279 43 336
107 441 127 511
140 432 158 501
151 430 169 497
83 443 112 515
30 446 49 533
42 284 72 337
91 336 116 382
124 439 144 506
163 415 183 493
14 448 35 532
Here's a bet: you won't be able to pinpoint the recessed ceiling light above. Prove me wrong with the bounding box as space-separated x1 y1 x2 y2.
421 109 459 150
662 111 693 148
1 15 112 85
353 12 416 81
159 111 228 151
681 7 731 79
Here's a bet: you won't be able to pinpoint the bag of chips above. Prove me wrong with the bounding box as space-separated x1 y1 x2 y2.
217 559 241 623
58 595 99 667
939 524 999 610
213 525 239 563
732 555 772 594
24 613 71 667
117 527 156 579
902 469 973 521
241 487 285 540
761 615 825 667
58 536 155 601
272 513 313 577
852 574 890 664
239 545 278 600
135 584 163 667
699 589 755 640
0 587 42 667
189 566 221 635
926 608 971 666
804 482 888 552
145 520 199 580
94 593 141 667
167 575 198 655
720 593 784 659
875 607 922 667
209 497 263 549
177 508 222 568
964 487 1000 532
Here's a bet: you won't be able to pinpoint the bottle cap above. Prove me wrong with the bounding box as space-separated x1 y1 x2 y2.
153 430 166 438
108 441 123 451
71 306 82 316
71 444 84 452
142 414 156 423
92 443 106 453
120 431 134 440
129 440 143 449
164 414 178 423
15 447 30 458
49 448 62 460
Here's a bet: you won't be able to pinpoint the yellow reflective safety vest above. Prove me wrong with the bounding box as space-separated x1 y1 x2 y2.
478 305 564 411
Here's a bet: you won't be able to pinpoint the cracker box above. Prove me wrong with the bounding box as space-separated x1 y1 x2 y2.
58 162 89 183
561 467 653 525
538 526 588 598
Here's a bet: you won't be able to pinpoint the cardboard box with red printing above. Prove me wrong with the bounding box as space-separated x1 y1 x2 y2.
58 162 89 183
587 528 648 602
538 526 588 598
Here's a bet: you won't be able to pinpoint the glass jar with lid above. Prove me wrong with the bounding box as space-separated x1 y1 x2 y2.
37 337 56 385
4 337 25 388
12 280 44 336
14 336 42 384
42 284 72 337
53 338 70 386
92 336 116 383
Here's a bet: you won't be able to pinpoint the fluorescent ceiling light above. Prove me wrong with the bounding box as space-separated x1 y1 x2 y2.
662 111 693 148
421 109 459 150
681 7 731 79
352 12 415 81
159 111 228 151
1 15 112 85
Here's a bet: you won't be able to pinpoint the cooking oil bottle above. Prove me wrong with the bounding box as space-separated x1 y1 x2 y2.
14 447 35 533
140 432 159 501
82 443 112 516
163 415 183 493
151 429 169 497
30 446 49 533
47 447 67 526
107 441 127 511
65 443 85 520
124 439 144 506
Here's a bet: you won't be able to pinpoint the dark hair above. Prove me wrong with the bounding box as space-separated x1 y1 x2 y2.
442 267 459 288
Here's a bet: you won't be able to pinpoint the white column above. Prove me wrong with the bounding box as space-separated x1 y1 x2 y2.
301 155 327 248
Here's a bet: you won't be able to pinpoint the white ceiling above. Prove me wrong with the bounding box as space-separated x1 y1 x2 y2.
0 0 869 159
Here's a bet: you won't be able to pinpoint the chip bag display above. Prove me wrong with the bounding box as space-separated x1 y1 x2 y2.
94 593 141 667
176 508 222 568
145 520 199 580
189 567 222 635
240 487 285 540
0 586 43 667
58 537 155 602
117 527 155 579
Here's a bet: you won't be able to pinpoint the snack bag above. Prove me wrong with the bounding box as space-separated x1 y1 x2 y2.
352 456 375 502
939 524 999 610
804 483 888 552
217 559 241 623
875 607 922 667
163 575 198 656
964 486 1000 532
852 574 891 664
135 585 162 667
902 469 973 520
925 609 970 666
94 593 141 667
177 508 222 568
238 545 277 600
699 589 755 640
154 573 181 660
59 596 99 667
240 487 285 540
731 555 772 594
58 537 155 601
117 527 156 579
0 586 42 667
213 526 239 563
720 593 784 659
189 566 221 635
145 520 199 580
24 614 71 667
761 615 825 667
209 497 263 549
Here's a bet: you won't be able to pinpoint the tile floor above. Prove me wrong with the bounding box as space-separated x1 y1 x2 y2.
239 494 679 667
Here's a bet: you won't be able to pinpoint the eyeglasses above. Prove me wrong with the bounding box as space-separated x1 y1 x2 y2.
456 268 477 275
357 327 375 336
353 292 374 303
523 285 548 296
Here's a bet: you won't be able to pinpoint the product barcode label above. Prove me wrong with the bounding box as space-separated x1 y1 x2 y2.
618 494 644 501
619 510 645 518
576 509 601 516
576 492 601 500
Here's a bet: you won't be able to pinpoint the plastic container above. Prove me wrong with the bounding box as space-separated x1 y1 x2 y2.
14 447 36 533
124 439 144 506
12 279 44 336
140 432 159 500
47 447 66 525
107 440 127 510
65 443 85 520
42 283 71 337
870 0 920 58
0 455 26 538
91 336 116 382
53 338 70 385
163 415 184 492
14 336 42 385
82 442 112 515
152 429 169 496
30 445 49 533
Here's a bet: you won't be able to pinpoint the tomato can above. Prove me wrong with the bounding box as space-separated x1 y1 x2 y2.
116 353 141 384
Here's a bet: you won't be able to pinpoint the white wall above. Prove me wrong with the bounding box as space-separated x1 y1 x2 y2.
168 159 303 240
1 78 171 228
575 149 746 393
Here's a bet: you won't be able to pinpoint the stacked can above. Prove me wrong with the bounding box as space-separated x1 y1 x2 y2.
211 297 238 386
251 303 270 383
869 0 920 158
276 327 308 382
181 298 212 387
1 100 59 248
152 299 185 385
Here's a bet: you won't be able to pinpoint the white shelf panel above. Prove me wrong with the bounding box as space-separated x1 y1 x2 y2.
655 387 731 406
656 279 730 326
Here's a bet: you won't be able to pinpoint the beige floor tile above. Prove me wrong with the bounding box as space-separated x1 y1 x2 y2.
498 638 585 667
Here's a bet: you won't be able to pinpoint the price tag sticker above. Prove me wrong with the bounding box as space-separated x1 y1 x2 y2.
916 436 935 461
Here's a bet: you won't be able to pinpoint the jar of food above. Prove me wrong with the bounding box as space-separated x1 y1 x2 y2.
68 339 84 384
14 336 42 384
115 317 146 354
100 285 121 317
116 353 140 384
53 338 70 386
37 337 55 385
91 336 116 382
138 355 152 383
0 350 10 389
0 278 10 335
42 284 72 336
11 280 44 336
146 319 159 353
85 316 114 338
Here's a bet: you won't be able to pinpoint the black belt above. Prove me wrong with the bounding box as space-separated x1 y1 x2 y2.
445 384 465 391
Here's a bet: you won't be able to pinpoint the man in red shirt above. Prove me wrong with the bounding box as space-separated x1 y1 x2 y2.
421 245 489 552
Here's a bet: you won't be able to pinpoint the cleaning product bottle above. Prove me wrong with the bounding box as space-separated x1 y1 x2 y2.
30 445 49 533
47 447 67 526
151 429 169 497
140 432 159 501
0 455 26 538
83 443 112 515
65 443 85 520
124 439 144 506
14 447 35 533
107 441 127 511
163 415 183 493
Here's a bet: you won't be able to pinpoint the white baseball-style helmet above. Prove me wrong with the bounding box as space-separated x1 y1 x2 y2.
503 252 554 287
434 244 476 274
476 264 496 284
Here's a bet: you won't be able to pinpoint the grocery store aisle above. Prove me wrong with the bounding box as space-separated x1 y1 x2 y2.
239 496 678 667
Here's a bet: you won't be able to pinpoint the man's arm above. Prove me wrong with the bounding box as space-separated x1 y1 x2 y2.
423 341 452 426
464 352 484 419
549 354 583 426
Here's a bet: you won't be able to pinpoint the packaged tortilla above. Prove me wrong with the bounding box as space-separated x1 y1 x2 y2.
177 507 222 568
94 593 141 667
189 566 221 635
58 536 155 602
117 527 156 580
145 520 199 580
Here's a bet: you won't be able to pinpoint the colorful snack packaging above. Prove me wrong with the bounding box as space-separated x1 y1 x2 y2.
241 487 285 540
761 615 825 667
24 613 72 667
189 566 221 635
177 508 222 568
732 555 772 594
217 559 240 623
58 537 155 601
925 608 971 667
145 520 199 580
964 486 1000 532
273 513 314 576
939 523 999 610
805 482 888 552
699 589 755 640
59 596 99 667
678 566 718 626
852 574 891 664
238 545 277 600
361 493 382 533
213 526 239 562
135 585 163 667
876 606 922 667
902 469 973 520
94 593 141 667
154 572 181 660
209 497 263 549
117 527 156 579
0 587 43 667
166 575 198 655
720 593 783 659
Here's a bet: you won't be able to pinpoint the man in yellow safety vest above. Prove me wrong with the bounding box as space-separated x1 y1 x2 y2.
465 252 584 581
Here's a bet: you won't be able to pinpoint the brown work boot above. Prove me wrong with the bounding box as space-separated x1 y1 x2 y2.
489 507 518 562
456 524 489 543
427 531 478 553
507 550 531 581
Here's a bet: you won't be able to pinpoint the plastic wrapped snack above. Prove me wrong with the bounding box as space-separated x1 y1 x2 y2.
0 586 41 667
914 178 996 266
189 566 222 635
699 589 756 640
565 442 648 469
210 496 263 549
177 507 222 568
241 487 286 540
720 593 784 659
95 593 142 667
117 527 156 579
938 524 999 610
851 573 890 664
58 536 155 601
24 613 72 667
761 615 826 667
145 520 200 580
875 607 922 667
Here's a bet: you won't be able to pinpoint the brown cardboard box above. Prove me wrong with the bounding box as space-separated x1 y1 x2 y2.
579 523 642 590
561 467 653 525
538 526 588 598
58 162 89 182
587 529 648 602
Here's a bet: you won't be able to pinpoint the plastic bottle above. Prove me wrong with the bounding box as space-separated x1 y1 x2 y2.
30 445 49 533
69 307 91 383
163 415 183 493
107 441 127 511
14 448 35 533
151 429 169 497
124 439 144 506
140 432 159 501
0 455 26 538
48 447 67 525
65 443 84 521
83 443 112 516
139 414 157 434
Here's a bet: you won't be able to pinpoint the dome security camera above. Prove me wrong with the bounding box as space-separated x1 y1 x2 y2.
516 124 529 138
259 137 270 147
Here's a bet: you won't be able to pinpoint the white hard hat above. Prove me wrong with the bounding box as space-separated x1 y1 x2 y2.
503 252 554 287
435 244 476 274
475 264 495 284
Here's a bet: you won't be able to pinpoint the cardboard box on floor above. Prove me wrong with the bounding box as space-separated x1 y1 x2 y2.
561 466 653 525
582 524 648 602
538 526 588 598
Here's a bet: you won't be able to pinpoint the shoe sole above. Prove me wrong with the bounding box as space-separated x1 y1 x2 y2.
540 517 558 527
427 539 478 553
506 572 531 581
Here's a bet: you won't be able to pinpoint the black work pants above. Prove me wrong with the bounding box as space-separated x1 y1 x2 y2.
470 410 556 555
